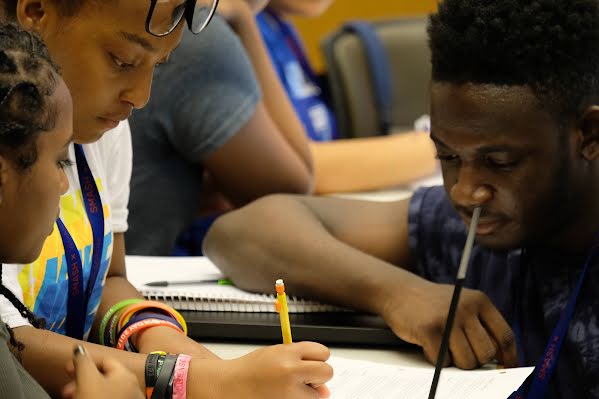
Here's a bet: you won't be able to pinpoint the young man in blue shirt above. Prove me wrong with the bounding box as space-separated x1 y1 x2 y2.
205 0 599 397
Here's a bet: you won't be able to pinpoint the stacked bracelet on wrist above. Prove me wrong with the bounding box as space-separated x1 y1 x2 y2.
145 352 191 399
99 299 188 351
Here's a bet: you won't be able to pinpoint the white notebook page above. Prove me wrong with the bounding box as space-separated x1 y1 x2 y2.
328 357 533 399
125 256 343 312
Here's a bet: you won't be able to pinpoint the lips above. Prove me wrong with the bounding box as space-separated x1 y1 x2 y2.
475 219 504 235
460 213 506 236
98 110 131 127
103 108 131 121
97 117 119 129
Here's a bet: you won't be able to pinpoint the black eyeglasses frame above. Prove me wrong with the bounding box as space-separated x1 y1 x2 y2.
145 0 220 37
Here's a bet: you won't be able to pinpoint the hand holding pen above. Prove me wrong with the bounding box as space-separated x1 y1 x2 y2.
376 209 518 371
428 207 481 398
427 208 518 398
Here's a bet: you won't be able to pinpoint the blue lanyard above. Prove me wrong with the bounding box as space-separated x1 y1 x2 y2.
509 235 599 398
262 10 319 85
56 144 104 339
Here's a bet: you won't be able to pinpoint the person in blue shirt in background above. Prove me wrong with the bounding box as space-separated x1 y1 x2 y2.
256 0 438 194
257 2 337 142
206 0 599 397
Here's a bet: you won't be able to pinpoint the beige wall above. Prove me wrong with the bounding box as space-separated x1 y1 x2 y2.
291 0 438 72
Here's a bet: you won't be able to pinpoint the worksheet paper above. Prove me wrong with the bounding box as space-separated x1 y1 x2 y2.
327 357 533 399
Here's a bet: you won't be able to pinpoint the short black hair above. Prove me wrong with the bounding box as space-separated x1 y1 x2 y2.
0 23 60 170
429 0 599 121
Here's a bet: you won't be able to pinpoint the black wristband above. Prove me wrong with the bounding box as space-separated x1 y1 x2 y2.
151 354 178 399
145 354 161 388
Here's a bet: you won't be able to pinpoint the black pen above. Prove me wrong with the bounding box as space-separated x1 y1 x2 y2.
428 207 481 399
144 278 232 287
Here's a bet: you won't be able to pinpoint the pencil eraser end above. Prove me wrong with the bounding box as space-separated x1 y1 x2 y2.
275 279 285 294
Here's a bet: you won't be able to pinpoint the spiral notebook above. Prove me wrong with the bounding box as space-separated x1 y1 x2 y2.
126 256 405 346
126 255 345 313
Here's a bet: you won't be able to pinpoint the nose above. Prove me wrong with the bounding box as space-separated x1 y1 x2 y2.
449 164 493 208
59 168 70 195
119 68 154 109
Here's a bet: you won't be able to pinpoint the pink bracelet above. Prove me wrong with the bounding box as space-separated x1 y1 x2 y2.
172 354 192 399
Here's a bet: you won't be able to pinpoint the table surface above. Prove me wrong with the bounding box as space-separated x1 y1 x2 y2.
327 172 442 202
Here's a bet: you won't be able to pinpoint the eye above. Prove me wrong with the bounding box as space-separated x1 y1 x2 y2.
435 153 460 163
109 52 135 70
58 158 73 169
484 155 519 170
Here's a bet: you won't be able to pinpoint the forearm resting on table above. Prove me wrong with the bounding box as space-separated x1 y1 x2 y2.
311 132 437 194
92 275 218 359
90 275 142 342
204 195 417 315
14 325 147 397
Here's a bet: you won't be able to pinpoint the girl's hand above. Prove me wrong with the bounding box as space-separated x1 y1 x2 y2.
62 346 143 399
190 342 333 399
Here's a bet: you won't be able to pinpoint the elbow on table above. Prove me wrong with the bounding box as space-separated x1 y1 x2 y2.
206 194 290 247
203 194 291 276
282 171 314 195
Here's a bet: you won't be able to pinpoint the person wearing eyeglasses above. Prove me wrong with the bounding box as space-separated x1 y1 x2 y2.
0 0 209 386
126 0 314 256
0 1 334 398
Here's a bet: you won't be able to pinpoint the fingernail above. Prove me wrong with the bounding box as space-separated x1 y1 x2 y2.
74 345 86 357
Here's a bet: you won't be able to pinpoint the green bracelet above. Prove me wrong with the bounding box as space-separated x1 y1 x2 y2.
98 298 143 346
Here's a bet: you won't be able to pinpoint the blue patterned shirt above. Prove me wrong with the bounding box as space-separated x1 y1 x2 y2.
408 186 599 399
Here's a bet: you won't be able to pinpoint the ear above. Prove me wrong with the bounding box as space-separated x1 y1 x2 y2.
15 0 51 34
0 156 12 207
578 105 599 161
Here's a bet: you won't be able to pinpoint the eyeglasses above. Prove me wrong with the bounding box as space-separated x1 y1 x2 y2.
146 0 219 37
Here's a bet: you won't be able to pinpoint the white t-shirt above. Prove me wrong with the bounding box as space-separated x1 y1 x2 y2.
0 121 132 338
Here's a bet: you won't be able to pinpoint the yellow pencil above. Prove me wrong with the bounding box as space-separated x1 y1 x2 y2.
275 279 293 344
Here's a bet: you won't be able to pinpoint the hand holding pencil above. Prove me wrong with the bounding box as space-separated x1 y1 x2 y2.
208 279 332 399
216 342 333 398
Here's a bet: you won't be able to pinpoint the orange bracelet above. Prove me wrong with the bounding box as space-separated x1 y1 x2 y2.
116 318 182 350
117 301 187 335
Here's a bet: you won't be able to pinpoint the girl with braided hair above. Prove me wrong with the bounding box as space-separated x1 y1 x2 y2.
0 22 143 399
0 1 334 399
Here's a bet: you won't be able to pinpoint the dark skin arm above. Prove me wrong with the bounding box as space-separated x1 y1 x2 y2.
13 234 220 396
203 194 518 370
15 326 333 399
203 102 313 207
91 233 218 359
202 3 314 206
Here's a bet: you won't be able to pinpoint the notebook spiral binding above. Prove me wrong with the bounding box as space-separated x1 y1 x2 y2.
142 291 347 313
